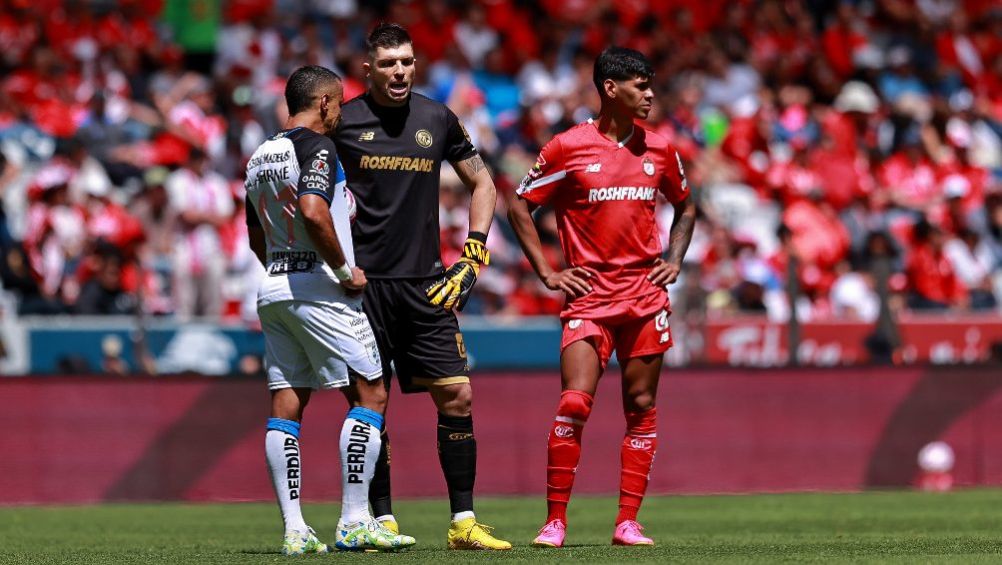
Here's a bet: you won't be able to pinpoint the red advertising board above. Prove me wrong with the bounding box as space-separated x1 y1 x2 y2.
2 367 1002 505
702 316 1002 366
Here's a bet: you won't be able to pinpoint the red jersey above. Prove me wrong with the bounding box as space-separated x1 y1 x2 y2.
517 120 690 320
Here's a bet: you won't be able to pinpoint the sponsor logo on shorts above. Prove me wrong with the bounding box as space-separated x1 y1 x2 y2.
568 319 582 330
448 432 474 441
661 331 671 344
554 424 574 438
455 333 467 358
629 438 653 450
654 310 669 332
345 422 372 484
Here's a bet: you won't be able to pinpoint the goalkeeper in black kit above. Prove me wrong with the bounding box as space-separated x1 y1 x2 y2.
331 23 510 550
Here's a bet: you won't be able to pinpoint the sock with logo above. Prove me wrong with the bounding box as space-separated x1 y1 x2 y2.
546 390 594 523
368 428 393 520
437 413 476 516
617 407 658 524
340 407 384 524
265 418 308 533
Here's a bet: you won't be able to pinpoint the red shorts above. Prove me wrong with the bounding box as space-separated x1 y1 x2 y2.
560 306 673 369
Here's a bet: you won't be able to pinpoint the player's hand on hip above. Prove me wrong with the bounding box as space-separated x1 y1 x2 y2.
342 267 368 296
648 258 680 286
426 233 490 311
544 267 593 298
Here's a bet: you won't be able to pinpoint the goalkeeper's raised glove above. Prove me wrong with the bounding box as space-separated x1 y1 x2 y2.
426 232 490 311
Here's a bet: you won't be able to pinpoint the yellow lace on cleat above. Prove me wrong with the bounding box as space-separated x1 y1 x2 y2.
447 517 512 550
379 519 399 535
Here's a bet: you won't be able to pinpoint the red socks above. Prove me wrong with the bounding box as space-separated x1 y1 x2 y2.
617 407 657 524
545 390 594 523
546 393 658 526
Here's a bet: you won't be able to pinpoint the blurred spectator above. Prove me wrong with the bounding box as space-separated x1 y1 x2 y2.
76 244 136 315
906 220 967 310
944 228 998 309
165 149 232 319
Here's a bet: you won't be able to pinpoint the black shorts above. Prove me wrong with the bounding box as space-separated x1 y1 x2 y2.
362 277 470 393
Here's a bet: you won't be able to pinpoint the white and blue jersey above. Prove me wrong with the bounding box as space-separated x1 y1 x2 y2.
245 127 357 307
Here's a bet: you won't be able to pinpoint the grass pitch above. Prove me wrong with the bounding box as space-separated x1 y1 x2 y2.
2 490 1002 564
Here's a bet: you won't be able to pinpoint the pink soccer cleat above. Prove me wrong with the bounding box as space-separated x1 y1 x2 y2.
532 519 566 548
612 520 654 546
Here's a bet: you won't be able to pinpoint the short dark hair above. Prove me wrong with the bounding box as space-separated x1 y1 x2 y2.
285 65 341 116
366 23 412 55
592 47 654 96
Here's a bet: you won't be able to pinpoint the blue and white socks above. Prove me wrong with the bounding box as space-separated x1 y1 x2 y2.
265 418 308 533
339 407 384 524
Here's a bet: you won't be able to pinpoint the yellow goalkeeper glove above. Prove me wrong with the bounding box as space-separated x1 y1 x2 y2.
426 232 490 311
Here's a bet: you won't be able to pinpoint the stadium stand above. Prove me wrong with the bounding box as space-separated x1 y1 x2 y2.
0 0 1000 324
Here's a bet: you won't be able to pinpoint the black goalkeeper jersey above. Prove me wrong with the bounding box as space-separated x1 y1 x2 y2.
332 92 477 279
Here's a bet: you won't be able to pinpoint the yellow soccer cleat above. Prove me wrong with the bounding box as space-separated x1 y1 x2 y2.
447 517 512 550
378 518 399 535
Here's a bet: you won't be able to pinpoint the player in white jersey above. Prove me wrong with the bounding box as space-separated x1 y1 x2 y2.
244 65 415 554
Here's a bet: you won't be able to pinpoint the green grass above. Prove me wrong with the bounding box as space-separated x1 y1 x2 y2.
3 491 1002 564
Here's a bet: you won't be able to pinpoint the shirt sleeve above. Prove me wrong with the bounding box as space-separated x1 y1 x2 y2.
296 134 338 204
659 146 691 205
516 136 566 206
444 107 478 163
245 194 261 227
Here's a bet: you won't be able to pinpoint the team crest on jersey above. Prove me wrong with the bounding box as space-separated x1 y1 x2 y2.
642 157 655 176
311 159 329 175
415 129 433 148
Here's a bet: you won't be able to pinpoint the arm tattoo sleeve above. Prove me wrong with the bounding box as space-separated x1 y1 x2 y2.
665 199 697 265
461 154 487 176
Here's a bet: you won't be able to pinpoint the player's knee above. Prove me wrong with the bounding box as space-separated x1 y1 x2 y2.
435 382 472 417
557 389 594 422
355 379 388 413
624 390 655 413
271 388 309 420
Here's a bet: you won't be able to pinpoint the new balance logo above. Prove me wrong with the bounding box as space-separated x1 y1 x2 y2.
359 131 375 141
585 163 601 173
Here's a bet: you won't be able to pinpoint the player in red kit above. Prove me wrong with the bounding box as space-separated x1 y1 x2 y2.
508 47 697 548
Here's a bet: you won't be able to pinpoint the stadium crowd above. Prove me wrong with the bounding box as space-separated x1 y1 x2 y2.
0 0 1000 322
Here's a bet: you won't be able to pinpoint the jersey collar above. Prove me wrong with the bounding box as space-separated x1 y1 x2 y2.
587 118 634 148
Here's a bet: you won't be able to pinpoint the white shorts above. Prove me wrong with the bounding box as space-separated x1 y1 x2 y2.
259 299 382 391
